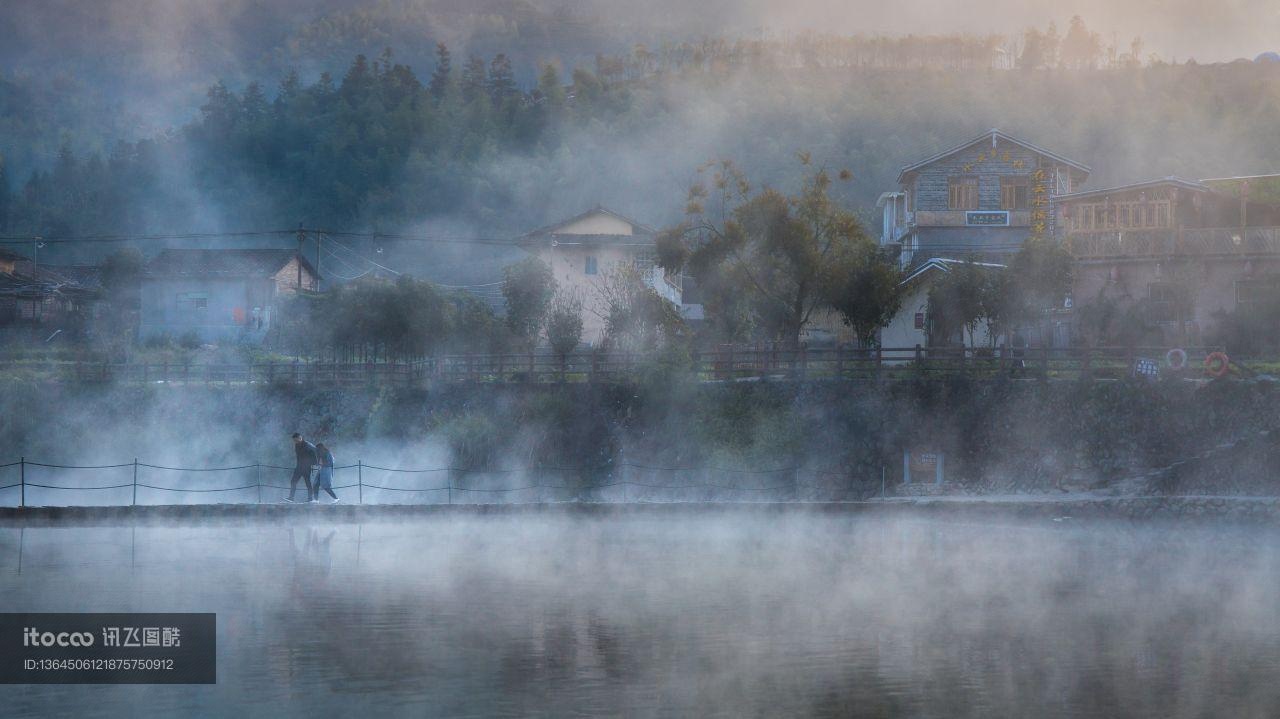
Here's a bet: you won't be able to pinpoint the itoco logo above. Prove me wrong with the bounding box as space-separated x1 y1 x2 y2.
23 627 95 647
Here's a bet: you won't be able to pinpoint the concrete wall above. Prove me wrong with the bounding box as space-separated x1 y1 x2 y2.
531 244 662 346
880 284 932 349
139 277 276 344
555 214 635 236
273 258 318 293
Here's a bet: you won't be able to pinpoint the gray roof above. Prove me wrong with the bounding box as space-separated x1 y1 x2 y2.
896 129 1092 184
1055 176 1212 201
0 264 97 298
902 257 1006 288
518 206 657 247
144 249 317 279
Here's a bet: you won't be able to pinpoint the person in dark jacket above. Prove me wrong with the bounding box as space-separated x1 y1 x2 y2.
313 443 339 502
287 433 317 503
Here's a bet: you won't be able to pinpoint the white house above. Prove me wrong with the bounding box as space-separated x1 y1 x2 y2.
517 206 681 345
880 258 1006 350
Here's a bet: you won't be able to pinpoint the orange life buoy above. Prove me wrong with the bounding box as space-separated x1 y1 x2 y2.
1204 351 1230 378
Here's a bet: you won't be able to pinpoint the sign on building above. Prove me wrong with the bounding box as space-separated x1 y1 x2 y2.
903 449 945 485
966 211 1010 226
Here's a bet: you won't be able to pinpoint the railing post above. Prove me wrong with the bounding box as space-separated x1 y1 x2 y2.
875 346 883 380
1081 347 1092 379
357 460 363 505
19 456 24 509
255 463 262 504
132 458 138 506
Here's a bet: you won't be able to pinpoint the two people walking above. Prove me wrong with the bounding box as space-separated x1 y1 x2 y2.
287 433 340 503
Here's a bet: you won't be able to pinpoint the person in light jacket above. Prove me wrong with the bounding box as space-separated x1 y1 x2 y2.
312 442 339 503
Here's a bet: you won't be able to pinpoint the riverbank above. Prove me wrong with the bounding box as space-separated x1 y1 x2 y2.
3 496 1279 526
3 377 1277 498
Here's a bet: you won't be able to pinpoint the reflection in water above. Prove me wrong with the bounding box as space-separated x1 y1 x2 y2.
0 513 1279 717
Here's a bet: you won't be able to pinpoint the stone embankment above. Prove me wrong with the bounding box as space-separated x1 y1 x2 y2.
1 497 1277 526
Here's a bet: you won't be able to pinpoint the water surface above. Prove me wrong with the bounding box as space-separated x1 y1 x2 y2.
1 511 1277 717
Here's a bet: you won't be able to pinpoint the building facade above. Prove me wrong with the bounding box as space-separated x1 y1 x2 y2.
881 129 1090 267
518 207 681 346
139 249 318 344
1059 176 1280 347
0 249 96 337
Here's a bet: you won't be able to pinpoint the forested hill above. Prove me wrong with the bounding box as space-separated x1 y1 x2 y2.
2 49 1280 265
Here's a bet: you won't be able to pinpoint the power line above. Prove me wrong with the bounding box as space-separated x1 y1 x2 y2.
0 230 297 245
322 234 403 276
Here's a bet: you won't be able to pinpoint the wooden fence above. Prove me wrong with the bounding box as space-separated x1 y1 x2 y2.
0 346 1239 385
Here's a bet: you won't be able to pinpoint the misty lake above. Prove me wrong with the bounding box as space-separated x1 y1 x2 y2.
1 509 1279 717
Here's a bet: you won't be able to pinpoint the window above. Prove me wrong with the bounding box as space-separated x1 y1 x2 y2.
584 255 598 275
948 176 979 210
1000 177 1029 210
178 292 209 313
1237 279 1280 308
1147 283 1179 323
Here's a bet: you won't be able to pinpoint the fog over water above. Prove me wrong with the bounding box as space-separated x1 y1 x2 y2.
2 511 1279 717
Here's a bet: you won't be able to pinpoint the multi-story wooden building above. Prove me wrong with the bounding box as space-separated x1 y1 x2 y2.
1058 175 1280 347
881 129 1091 267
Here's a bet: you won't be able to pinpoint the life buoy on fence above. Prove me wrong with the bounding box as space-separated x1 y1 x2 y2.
1165 348 1187 370
1204 351 1231 378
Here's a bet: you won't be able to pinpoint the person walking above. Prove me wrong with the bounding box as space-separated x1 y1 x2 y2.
313 442 339 503
287 432 317 503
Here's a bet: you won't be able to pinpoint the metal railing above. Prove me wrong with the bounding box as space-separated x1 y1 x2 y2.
0 346 1243 385
1067 226 1280 259
0 458 862 508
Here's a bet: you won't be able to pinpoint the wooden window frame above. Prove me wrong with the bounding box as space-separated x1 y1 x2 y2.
1000 177 1030 210
948 176 979 211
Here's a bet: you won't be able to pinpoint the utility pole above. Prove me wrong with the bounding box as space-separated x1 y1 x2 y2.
296 223 305 291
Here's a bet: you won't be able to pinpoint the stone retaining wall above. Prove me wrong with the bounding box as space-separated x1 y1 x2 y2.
1 497 1277 526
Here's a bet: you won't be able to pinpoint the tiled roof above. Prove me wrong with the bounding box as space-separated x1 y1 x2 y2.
897 129 1091 183
519 206 657 246
144 249 316 278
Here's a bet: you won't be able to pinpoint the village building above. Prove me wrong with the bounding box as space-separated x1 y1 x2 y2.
0 248 97 339
880 129 1090 268
880 258 1007 350
139 249 318 344
1058 175 1280 347
517 206 681 345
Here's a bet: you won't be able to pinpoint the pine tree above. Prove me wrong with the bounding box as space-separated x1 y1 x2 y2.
429 43 453 99
460 56 487 102
487 54 517 105
536 64 566 106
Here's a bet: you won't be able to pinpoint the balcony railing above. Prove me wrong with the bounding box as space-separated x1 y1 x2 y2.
1066 227 1280 259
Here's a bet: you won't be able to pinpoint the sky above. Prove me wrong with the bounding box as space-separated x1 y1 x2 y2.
585 0 1279 62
